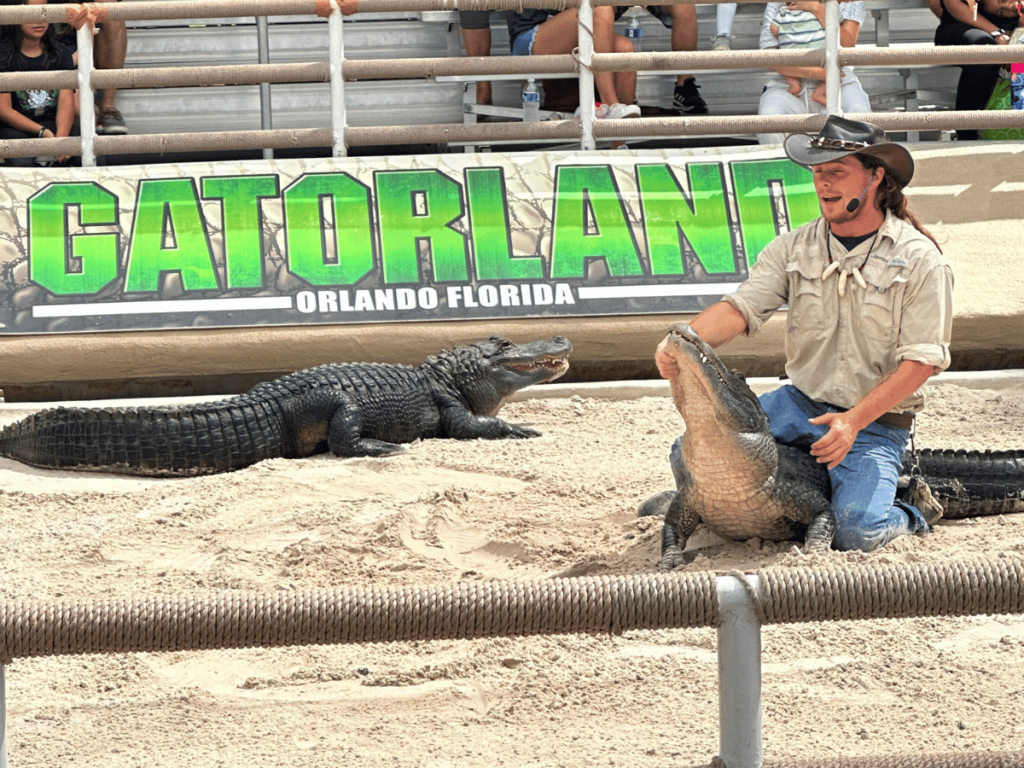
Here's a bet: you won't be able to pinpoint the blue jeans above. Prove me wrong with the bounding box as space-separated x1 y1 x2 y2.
511 26 537 56
759 385 929 551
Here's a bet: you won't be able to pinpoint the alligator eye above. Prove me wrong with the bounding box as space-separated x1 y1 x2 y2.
498 339 515 350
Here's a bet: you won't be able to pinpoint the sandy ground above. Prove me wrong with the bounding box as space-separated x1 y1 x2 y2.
2 380 1024 767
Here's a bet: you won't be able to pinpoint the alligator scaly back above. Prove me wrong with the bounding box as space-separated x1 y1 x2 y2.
907 448 1024 518
0 336 573 477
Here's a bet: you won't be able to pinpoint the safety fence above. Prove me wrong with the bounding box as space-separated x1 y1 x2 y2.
0 0 1022 166
2 555 1024 767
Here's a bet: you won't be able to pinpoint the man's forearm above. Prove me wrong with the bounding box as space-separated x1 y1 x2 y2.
845 360 936 430
689 301 749 348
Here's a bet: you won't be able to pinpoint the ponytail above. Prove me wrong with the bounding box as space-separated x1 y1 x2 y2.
856 154 943 254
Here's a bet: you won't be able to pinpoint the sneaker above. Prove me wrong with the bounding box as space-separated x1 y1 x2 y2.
711 33 732 51
673 79 708 115
606 103 641 119
97 107 128 135
902 476 944 527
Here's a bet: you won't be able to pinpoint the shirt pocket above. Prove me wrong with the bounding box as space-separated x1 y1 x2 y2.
858 260 908 344
785 255 826 343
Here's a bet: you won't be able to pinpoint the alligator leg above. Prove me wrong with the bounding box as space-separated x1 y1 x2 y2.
439 404 541 440
657 492 703 572
637 490 677 518
803 503 836 555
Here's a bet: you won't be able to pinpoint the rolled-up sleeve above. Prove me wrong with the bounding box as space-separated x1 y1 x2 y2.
895 258 954 372
722 240 791 335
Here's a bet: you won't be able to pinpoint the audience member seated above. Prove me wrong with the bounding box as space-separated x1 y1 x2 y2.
0 0 78 165
507 6 641 119
459 10 494 107
52 0 129 135
935 0 1022 140
643 5 709 114
756 0 871 145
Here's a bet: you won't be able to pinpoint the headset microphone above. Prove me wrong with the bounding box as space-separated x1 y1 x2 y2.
845 178 875 213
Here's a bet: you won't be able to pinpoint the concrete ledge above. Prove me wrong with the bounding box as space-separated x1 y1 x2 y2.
2 369 1021 419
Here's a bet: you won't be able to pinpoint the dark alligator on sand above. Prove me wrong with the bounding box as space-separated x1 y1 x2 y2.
0 336 572 477
639 324 1024 570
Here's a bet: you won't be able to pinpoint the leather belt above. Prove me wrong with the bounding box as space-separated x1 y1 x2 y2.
875 411 914 430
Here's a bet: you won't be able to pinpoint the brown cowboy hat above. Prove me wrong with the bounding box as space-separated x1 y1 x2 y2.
784 115 915 188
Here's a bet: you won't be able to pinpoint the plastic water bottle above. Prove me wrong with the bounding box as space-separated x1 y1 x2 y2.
626 14 643 53
522 79 541 122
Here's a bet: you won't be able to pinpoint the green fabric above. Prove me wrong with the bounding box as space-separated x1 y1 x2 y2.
979 78 1024 141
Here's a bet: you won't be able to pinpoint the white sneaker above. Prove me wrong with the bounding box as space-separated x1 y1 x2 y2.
606 103 641 119
711 33 732 51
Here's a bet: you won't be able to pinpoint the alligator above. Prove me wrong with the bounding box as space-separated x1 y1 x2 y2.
639 324 1024 570
0 336 572 477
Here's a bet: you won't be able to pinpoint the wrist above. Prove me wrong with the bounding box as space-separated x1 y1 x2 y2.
37 126 46 138
991 28 1008 37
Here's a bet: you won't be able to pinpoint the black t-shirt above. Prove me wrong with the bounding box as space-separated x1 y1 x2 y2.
0 40 75 123
938 0 1020 32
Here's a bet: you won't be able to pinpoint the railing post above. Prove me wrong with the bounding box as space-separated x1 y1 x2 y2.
577 0 596 151
824 0 841 116
1 664 7 768
717 573 763 768
76 24 97 167
328 0 347 157
257 15 275 160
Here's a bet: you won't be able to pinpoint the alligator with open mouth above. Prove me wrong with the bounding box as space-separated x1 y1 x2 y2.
640 324 1024 570
0 336 572 477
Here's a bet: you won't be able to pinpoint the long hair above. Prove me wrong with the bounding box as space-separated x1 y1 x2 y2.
855 153 943 254
0 0 62 70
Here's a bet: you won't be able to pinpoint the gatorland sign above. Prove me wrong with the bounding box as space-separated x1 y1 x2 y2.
0 146 816 334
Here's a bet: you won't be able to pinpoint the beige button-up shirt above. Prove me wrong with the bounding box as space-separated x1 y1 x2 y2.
724 210 953 414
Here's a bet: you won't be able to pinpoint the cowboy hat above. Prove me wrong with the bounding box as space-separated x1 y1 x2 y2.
784 115 915 188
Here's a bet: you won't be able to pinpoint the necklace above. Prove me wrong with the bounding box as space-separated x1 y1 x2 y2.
822 227 881 297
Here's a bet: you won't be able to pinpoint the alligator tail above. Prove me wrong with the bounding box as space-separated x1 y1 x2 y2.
0 398 286 477
903 448 1024 519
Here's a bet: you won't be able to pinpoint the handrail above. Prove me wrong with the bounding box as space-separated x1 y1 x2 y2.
0 0 1019 164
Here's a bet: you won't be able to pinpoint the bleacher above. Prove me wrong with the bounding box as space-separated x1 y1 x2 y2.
115 1 957 150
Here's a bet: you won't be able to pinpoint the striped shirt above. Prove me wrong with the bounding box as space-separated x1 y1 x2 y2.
759 1 866 51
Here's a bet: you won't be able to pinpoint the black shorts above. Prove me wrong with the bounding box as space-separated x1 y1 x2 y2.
458 10 491 30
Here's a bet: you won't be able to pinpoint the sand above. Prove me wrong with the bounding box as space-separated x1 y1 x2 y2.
2 380 1024 767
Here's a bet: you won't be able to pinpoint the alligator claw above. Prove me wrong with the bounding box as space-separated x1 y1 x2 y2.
656 545 697 572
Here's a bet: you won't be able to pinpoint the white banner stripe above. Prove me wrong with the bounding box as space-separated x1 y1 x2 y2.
577 283 741 299
32 296 294 318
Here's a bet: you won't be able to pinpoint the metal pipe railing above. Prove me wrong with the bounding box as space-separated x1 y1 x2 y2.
0 0 1019 163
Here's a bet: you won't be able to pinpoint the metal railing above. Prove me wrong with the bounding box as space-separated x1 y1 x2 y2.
0 2 1020 165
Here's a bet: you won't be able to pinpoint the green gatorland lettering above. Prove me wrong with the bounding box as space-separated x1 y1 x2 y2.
23 159 816 298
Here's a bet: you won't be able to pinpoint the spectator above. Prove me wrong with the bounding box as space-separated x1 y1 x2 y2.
713 3 738 51
645 5 709 114
507 6 641 119
935 0 1022 139
52 0 128 135
756 0 871 145
459 10 494 107
0 0 77 165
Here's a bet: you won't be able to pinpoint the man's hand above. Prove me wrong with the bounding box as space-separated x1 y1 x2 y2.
655 338 680 379
808 411 862 470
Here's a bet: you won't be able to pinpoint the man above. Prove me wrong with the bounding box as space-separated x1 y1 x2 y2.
656 116 953 552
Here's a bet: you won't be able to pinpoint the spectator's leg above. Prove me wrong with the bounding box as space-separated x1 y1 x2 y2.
838 71 873 114
533 7 632 107
663 4 708 114
611 31 637 105
458 10 492 105
756 80 803 144
668 4 697 88
714 3 737 50
935 22 999 140
92 0 129 134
